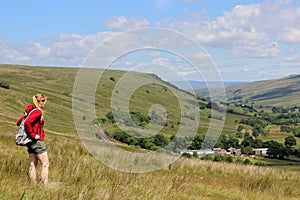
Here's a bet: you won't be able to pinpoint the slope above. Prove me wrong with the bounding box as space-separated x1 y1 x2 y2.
209 75 300 107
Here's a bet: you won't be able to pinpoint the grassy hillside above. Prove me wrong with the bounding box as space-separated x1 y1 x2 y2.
1 64 300 199
0 64 242 139
224 75 300 107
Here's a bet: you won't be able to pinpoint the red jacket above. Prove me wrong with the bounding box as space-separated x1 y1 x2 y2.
17 104 45 141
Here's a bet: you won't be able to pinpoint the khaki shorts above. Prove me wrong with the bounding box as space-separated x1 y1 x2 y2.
27 141 47 154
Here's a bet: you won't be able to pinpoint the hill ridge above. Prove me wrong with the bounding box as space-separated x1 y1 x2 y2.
219 74 300 107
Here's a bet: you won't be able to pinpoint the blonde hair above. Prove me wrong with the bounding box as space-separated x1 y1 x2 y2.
32 94 47 110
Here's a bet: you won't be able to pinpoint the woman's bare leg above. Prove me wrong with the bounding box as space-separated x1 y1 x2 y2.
29 154 38 184
36 152 49 186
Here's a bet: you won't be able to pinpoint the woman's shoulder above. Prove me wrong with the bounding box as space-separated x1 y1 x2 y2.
25 104 41 115
25 104 35 112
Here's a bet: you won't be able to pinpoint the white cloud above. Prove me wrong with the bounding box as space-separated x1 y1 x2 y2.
0 32 116 66
152 57 170 66
157 4 268 50
178 70 197 76
230 42 280 58
157 0 300 58
104 16 150 31
0 40 31 63
242 68 252 72
44 32 116 65
1 48 31 62
189 52 210 62
20 41 51 57
278 28 300 43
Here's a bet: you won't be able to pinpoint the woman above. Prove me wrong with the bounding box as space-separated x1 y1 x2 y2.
17 94 49 186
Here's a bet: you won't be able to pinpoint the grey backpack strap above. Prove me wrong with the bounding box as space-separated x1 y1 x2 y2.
22 108 39 124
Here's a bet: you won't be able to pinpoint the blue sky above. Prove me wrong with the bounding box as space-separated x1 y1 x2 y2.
1 0 300 81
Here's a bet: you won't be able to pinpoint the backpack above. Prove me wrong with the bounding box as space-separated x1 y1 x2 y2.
15 108 38 146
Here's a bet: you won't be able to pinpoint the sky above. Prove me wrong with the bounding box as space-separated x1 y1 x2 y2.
1 0 300 81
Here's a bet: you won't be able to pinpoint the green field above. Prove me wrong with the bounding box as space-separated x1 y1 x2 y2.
263 125 300 148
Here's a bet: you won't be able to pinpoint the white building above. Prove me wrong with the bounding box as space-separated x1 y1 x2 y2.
180 149 214 157
227 148 242 156
253 148 268 156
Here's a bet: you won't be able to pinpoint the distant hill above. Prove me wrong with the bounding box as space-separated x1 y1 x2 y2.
171 81 247 90
220 75 300 107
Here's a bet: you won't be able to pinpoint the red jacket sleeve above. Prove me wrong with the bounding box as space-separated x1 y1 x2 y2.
24 109 42 139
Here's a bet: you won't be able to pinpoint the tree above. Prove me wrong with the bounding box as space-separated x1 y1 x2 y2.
285 136 297 149
218 134 239 150
140 137 157 150
189 135 204 150
237 125 244 131
244 146 254 155
192 151 199 158
294 148 300 158
241 136 254 147
253 138 264 148
252 124 265 137
293 128 300 137
236 131 243 139
127 137 139 146
153 133 169 147
267 140 289 159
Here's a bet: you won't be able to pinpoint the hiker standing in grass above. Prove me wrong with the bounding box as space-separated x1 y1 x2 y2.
17 94 49 186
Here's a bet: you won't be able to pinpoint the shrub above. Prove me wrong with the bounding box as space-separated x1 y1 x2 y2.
0 82 10 89
92 119 99 125
192 152 199 158
214 154 225 162
237 125 244 131
243 158 252 165
62 91 71 97
294 148 300 158
235 158 243 164
98 118 107 123
106 111 116 123
181 152 192 158
203 155 213 161
225 156 234 163
254 162 265 166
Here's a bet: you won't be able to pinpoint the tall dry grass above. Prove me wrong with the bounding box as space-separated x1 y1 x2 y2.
1 133 300 200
